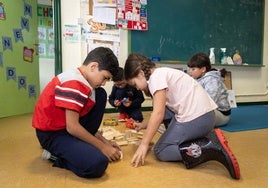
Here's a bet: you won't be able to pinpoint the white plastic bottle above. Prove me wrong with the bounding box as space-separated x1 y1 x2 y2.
220 48 227 64
209 48 215 64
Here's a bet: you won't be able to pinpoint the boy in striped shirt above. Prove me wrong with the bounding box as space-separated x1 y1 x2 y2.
32 47 121 178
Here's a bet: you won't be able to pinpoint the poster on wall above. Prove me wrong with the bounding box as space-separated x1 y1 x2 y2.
85 15 120 57
0 2 6 20
87 37 120 58
63 24 81 42
81 0 120 58
93 0 117 7
37 4 54 58
117 0 148 30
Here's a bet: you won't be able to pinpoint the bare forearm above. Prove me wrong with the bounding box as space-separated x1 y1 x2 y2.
95 131 109 144
67 123 106 150
141 112 163 145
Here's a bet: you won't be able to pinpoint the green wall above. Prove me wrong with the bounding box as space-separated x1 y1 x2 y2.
0 0 39 118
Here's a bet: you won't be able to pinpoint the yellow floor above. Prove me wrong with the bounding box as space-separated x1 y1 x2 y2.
0 112 268 188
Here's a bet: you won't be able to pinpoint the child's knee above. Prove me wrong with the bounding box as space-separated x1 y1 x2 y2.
78 155 109 178
153 146 164 161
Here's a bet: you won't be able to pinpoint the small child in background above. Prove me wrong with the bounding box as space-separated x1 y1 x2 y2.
187 52 231 127
108 67 144 122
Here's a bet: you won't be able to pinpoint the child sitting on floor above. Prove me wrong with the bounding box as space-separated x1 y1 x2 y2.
108 67 144 123
187 52 231 127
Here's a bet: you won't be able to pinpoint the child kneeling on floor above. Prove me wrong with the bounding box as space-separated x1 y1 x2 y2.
124 53 240 179
32 47 122 178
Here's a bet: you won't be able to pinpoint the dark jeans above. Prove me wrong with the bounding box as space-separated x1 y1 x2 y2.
36 87 108 178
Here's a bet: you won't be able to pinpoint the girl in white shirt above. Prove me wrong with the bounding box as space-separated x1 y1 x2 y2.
124 53 240 179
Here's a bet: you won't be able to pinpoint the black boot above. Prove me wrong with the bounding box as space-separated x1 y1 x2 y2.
179 128 240 179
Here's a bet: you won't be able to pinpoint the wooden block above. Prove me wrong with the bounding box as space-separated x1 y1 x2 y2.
116 140 128 146
128 140 140 145
113 135 125 140
119 151 123 159
137 135 143 139
130 130 143 135
126 137 139 142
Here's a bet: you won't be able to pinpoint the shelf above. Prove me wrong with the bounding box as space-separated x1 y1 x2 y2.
156 61 264 67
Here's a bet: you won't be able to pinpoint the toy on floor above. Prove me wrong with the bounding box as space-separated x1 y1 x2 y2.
100 127 144 146
126 118 136 129
103 118 118 126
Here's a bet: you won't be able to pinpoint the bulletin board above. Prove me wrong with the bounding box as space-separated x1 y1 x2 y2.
0 0 39 117
130 0 264 65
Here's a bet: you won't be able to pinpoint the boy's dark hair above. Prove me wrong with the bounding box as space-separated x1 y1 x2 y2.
112 67 124 82
187 52 211 72
83 47 119 78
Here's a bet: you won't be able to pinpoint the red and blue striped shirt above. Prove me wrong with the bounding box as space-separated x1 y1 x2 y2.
32 68 95 131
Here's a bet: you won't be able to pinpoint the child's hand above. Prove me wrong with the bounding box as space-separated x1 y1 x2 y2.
123 100 132 107
114 100 122 107
109 140 121 151
122 98 132 107
101 144 122 162
133 122 147 131
131 142 149 167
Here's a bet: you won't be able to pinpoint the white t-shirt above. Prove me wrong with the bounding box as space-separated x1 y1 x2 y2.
148 67 217 122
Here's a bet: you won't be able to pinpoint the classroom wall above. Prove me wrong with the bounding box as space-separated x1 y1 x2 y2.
60 0 268 108
0 0 40 118
37 0 55 91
